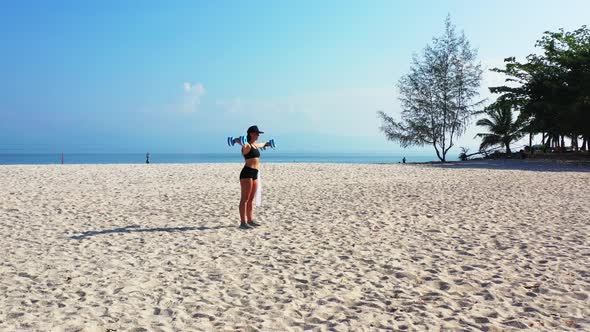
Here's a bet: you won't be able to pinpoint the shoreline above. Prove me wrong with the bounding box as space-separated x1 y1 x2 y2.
383 158 590 171
1 157 589 168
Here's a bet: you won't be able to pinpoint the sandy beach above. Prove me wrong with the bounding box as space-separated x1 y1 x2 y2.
0 161 588 331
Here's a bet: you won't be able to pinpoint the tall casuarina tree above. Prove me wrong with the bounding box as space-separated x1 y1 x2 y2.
378 16 484 162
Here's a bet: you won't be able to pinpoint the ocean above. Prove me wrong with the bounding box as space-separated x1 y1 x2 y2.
0 153 445 165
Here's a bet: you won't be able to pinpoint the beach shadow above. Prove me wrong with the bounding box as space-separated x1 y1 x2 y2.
418 159 590 173
70 224 233 240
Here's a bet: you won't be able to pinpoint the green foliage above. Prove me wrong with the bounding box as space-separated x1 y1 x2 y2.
488 25 590 149
378 16 484 162
475 103 525 153
458 147 470 161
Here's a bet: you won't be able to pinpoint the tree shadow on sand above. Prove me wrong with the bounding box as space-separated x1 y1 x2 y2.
418 159 590 173
70 224 233 240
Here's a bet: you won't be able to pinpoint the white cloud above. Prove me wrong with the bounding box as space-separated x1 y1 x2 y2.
180 82 206 112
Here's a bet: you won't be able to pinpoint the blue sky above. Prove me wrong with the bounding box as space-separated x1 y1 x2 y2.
1 0 589 155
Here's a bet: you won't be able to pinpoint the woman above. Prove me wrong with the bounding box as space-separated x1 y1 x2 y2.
238 125 271 229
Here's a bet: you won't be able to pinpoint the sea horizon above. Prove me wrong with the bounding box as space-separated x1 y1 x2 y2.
0 152 449 165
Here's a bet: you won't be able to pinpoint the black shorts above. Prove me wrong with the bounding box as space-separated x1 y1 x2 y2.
239 166 258 180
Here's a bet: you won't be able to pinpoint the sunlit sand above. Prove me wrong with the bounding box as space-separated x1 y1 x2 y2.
1 162 588 331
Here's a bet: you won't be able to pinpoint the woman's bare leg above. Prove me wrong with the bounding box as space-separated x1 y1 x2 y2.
246 180 258 222
239 179 253 223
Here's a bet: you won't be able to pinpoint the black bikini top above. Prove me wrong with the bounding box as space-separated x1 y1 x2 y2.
243 144 261 159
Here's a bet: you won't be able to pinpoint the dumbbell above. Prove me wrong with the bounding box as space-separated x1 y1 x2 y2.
227 136 247 146
227 136 276 149
261 139 276 150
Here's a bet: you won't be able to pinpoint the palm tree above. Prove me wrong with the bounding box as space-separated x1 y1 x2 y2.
475 103 524 154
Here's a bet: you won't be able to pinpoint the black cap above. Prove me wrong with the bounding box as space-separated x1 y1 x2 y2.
247 125 264 134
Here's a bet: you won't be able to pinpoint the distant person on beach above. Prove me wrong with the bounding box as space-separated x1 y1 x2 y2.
236 125 272 230
402 157 406 164
146 152 150 164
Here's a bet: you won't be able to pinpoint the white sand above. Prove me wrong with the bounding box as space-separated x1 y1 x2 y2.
0 162 588 331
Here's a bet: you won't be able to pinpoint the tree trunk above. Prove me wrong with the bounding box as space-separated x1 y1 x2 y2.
561 135 565 152
529 132 533 155
582 137 587 151
433 142 444 162
505 141 511 154
544 134 550 152
571 134 576 151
